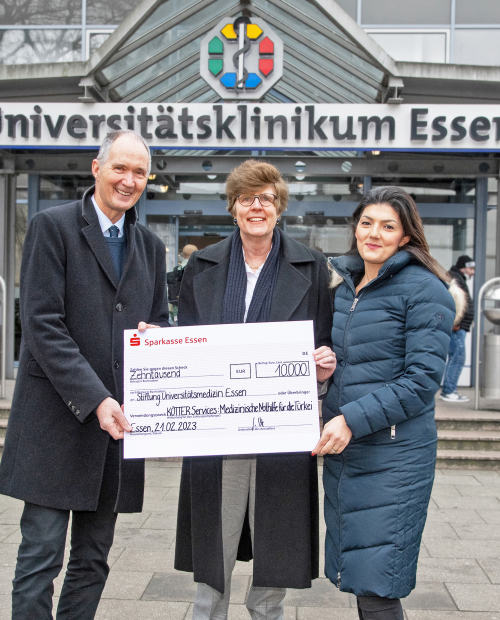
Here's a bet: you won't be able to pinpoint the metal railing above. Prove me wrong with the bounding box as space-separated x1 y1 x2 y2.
0 276 5 399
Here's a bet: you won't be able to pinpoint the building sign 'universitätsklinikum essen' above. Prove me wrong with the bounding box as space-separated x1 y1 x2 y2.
1 104 500 151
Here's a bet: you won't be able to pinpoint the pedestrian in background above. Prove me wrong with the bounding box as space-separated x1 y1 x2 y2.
440 255 475 403
175 160 336 620
0 130 169 620
313 187 465 620
179 243 198 267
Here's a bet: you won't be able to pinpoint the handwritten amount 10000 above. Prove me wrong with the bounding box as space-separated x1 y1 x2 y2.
274 362 309 377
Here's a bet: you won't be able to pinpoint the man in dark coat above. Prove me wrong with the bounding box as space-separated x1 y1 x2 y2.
0 130 169 619
440 254 475 402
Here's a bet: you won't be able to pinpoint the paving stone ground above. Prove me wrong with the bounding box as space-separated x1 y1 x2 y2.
2 461 500 620
2 387 500 619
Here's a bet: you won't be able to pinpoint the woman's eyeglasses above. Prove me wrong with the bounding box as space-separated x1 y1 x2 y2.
237 193 277 207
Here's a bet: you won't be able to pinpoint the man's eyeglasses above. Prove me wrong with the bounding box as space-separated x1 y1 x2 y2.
237 193 277 207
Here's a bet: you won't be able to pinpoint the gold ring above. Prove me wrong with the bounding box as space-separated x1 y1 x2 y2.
330 448 337 453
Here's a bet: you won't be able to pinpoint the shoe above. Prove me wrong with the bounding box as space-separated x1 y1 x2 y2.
440 392 469 403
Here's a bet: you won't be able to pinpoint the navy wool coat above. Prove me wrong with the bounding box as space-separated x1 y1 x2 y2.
322 250 455 599
174 232 333 594
0 188 169 512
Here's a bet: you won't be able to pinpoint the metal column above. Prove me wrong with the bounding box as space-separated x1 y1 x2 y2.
496 178 500 336
137 190 147 226
0 276 5 397
27 174 40 222
0 166 17 380
175 215 179 258
471 177 488 386
363 176 372 194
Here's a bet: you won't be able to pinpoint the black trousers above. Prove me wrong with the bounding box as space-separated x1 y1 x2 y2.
12 438 119 620
357 596 404 620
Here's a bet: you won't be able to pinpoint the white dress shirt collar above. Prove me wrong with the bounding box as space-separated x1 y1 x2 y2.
91 194 125 237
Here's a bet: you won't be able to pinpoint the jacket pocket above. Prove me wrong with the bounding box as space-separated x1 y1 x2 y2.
27 359 48 379
384 384 396 439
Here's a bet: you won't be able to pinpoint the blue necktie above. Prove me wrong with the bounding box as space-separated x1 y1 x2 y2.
108 225 119 238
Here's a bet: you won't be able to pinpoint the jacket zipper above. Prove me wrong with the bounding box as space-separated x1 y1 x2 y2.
337 457 346 589
336 291 365 413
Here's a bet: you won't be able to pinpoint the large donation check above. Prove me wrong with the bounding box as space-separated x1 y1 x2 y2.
123 321 320 458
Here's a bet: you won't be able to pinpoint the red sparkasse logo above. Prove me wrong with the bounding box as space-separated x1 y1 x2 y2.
130 333 141 346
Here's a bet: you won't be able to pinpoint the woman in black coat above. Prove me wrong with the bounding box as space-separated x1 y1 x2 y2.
174 160 335 620
313 187 465 620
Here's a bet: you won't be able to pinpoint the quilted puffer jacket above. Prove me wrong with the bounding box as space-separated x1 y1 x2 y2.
322 250 456 599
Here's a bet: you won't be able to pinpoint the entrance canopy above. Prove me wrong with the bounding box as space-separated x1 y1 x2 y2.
0 0 403 105
86 0 399 104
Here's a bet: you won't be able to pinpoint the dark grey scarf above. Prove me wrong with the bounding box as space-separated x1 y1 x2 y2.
221 228 281 324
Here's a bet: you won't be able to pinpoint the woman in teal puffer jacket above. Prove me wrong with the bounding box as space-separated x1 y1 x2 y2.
313 187 465 620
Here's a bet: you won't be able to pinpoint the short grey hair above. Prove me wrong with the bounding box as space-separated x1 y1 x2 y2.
97 129 151 175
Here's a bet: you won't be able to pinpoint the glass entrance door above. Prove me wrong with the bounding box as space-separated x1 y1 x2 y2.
20 170 480 387
284 216 352 257
178 215 234 252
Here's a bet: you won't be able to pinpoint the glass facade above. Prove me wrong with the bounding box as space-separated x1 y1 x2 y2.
88 31 112 56
359 0 500 65
362 0 451 25
18 171 480 274
15 170 479 288
86 0 137 25
2 0 500 66
334 0 357 20
368 31 448 64
371 178 476 204
0 29 81 64
13 166 485 384
456 0 500 24
285 216 351 257
454 29 500 66
39 175 93 200
0 0 129 62
0 0 82 25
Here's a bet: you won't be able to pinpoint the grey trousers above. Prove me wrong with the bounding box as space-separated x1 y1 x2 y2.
192 456 286 620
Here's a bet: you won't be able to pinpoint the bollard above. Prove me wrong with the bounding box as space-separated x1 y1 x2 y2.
0 276 5 400
475 277 500 409
482 334 500 399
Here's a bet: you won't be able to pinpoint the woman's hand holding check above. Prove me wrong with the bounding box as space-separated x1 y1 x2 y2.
313 346 336 382
310 346 350 456
312 415 352 456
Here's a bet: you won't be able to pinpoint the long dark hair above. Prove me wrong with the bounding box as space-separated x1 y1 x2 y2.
349 186 450 283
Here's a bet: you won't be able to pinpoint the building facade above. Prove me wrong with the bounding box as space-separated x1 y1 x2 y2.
0 0 499 385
